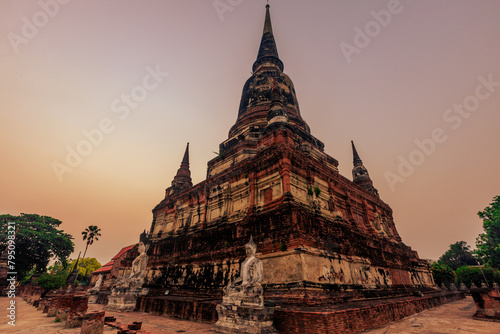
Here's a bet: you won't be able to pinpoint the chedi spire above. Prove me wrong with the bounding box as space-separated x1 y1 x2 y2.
170 142 192 194
267 78 289 126
252 4 284 73
351 141 379 197
231 4 310 138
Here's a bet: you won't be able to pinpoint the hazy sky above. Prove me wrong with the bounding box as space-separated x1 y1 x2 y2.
1 0 499 266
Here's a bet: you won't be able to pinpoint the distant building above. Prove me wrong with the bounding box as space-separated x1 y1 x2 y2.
89 244 138 289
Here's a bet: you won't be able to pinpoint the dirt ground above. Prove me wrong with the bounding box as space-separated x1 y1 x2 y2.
1 296 499 333
0 296 212 333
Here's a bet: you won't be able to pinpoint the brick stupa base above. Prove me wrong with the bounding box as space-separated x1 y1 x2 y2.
137 291 464 333
274 291 464 333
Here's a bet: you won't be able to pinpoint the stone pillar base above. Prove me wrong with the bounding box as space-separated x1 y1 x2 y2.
212 303 278 334
471 288 500 321
106 287 148 312
88 293 98 304
81 311 105 334
55 309 68 323
64 312 83 329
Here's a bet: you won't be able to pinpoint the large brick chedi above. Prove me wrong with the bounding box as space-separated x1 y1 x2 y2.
143 5 435 308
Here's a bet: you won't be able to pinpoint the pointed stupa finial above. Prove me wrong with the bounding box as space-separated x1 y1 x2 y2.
351 140 363 166
351 141 379 197
252 4 284 73
182 142 190 165
264 4 272 34
171 142 192 194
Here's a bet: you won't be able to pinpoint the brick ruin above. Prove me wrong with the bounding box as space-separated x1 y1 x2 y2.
137 4 445 329
471 287 500 321
87 243 139 304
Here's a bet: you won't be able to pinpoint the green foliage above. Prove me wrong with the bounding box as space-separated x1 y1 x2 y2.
49 257 101 280
476 195 500 268
21 270 35 285
438 241 478 270
280 242 287 251
455 266 500 287
48 261 68 275
48 262 69 276
307 188 314 196
314 186 321 197
69 258 101 277
430 262 455 286
0 214 74 280
36 272 67 291
81 225 101 269
82 225 101 249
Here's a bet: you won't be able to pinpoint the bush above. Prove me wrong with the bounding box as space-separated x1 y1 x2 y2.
455 266 500 287
431 262 455 286
36 273 66 291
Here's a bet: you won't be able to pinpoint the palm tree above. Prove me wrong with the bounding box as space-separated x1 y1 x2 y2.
81 225 101 262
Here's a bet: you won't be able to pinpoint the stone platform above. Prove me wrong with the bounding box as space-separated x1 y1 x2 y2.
5 294 499 334
138 295 219 322
138 291 464 333
274 291 465 334
106 287 148 312
212 303 278 334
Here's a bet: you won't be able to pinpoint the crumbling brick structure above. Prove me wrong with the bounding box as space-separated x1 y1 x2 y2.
138 4 442 331
471 287 500 321
143 3 434 301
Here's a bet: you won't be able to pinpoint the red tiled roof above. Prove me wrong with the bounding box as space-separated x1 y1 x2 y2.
92 263 112 274
111 244 136 260
92 244 137 275
90 244 136 276
102 260 114 267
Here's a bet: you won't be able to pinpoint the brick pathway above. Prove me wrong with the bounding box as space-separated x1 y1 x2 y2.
1 296 499 333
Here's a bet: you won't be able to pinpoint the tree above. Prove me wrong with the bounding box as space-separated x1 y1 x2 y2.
81 225 101 261
438 241 478 270
48 261 70 276
430 262 455 286
456 266 500 287
68 258 101 284
476 195 500 268
36 273 67 293
0 214 74 280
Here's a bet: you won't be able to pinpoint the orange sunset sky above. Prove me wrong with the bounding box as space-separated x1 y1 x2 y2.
1 0 499 266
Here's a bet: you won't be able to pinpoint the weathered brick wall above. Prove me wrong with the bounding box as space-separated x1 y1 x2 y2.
146 201 431 293
81 311 105 334
137 296 218 323
471 288 500 321
36 294 88 319
20 285 44 304
274 292 465 334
